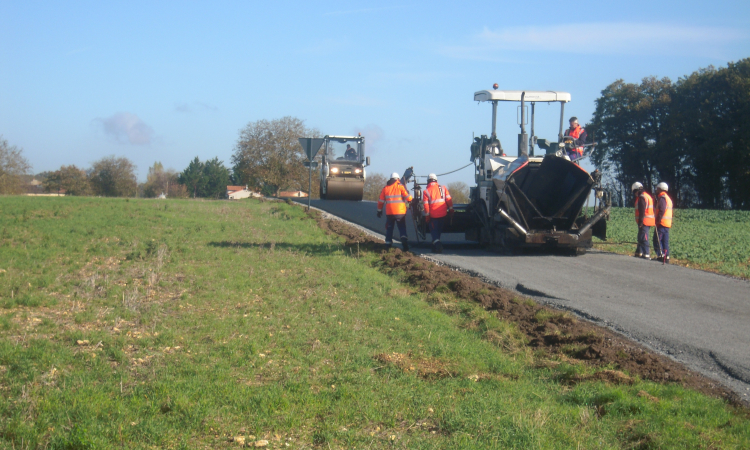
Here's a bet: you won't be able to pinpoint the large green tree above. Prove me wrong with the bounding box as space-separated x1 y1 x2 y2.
0 136 31 194
88 156 137 197
43 165 91 196
231 116 320 196
177 156 231 199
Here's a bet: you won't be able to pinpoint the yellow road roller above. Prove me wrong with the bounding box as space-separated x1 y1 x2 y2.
319 135 370 201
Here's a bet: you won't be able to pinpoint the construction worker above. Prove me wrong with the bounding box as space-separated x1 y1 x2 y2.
563 117 587 160
344 144 357 160
653 182 673 262
422 173 454 254
377 172 413 250
632 182 655 259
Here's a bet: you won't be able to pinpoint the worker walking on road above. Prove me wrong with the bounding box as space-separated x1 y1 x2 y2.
632 182 655 259
422 173 454 254
653 182 673 263
377 172 413 251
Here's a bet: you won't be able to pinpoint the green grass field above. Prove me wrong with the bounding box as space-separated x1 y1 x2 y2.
591 207 750 279
1 197 748 449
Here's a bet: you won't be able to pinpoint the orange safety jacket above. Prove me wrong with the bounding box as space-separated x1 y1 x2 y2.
422 182 453 219
564 125 585 157
377 181 412 215
634 192 655 227
656 191 673 228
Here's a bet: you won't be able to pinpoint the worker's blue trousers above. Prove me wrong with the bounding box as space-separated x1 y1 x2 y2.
653 226 670 257
385 214 407 244
429 217 445 243
637 225 650 256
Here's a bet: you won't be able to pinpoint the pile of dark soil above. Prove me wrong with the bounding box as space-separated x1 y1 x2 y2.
307 208 744 407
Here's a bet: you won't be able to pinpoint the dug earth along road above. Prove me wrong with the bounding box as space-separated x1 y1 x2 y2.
295 198 750 402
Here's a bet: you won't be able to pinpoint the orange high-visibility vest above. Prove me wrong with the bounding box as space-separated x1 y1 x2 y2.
422 182 453 219
657 191 673 228
377 181 412 215
565 125 585 157
634 192 655 226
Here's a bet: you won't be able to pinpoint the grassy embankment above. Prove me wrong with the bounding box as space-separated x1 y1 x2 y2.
1 197 748 449
590 207 750 279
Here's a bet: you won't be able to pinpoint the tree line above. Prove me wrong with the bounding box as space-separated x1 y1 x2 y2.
589 58 750 210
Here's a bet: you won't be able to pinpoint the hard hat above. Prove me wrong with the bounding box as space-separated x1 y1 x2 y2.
631 182 643 191
656 182 668 191
427 173 437 182
390 172 400 180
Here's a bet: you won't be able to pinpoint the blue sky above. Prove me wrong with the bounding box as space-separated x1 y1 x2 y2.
2 1 749 186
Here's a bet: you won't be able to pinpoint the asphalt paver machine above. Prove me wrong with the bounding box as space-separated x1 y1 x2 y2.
409 86 611 254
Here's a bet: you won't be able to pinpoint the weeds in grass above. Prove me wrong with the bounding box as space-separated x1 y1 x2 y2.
0 197 746 449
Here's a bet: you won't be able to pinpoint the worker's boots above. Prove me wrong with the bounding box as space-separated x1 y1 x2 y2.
400 237 409 252
433 240 443 254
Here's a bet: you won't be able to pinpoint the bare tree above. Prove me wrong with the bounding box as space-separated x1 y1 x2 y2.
43 165 91 196
89 156 137 197
232 117 320 196
143 161 181 198
0 136 32 194
446 181 470 203
363 172 388 201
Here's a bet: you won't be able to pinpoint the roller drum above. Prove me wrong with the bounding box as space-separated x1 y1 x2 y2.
325 178 364 201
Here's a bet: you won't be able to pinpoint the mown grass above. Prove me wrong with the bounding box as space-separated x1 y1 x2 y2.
589 207 750 279
0 196 748 449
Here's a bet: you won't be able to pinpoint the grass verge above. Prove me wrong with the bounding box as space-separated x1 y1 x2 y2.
0 196 747 449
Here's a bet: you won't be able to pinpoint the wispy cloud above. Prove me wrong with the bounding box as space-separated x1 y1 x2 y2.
352 124 385 154
175 101 218 113
323 5 409 16
94 112 154 145
442 23 749 59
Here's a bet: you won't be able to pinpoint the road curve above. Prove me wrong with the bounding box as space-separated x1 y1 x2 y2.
295 198 750 402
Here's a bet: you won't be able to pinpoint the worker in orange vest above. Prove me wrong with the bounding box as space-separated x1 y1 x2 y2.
563 117 587 160
632 182 655 259
377 172 413 250
653 182 673 263
422 173 454 254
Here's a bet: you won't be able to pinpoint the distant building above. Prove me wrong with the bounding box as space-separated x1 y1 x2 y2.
227 185 260 200
278 190 308 198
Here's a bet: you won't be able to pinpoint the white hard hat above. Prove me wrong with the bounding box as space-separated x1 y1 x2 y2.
631 182 643 191
656 182 668 191
427 173 437 182
390 172 400 180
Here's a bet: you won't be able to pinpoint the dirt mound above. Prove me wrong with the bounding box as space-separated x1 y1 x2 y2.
305 208 743 407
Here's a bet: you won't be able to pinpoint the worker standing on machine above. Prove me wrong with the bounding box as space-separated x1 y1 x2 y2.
632 182 655 259
422 173 454 254
653 182 673 263
564 117 587 160
377 172 413 250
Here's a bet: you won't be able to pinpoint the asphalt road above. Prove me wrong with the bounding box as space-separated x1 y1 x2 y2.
296 198 750 402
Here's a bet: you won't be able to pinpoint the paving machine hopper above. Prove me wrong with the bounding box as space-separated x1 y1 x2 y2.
319 135 370 201
409 87 610 254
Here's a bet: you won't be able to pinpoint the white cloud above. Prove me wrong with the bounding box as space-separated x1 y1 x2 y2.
442 23 749 59
95 112 154 145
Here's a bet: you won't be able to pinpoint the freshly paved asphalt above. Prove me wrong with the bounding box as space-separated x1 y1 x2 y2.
296 198 750 402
